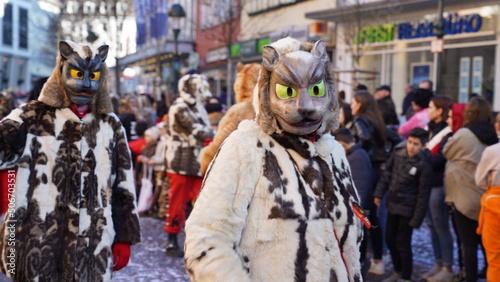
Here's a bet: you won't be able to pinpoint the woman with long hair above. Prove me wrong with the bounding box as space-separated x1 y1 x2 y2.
422 95 455 281
349 90 386 275
443 96 498 282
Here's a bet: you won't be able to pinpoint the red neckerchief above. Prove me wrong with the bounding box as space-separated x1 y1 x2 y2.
300 132 320 142
69 103 90 118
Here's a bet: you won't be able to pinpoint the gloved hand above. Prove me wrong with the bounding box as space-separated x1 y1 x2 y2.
112 242 131 271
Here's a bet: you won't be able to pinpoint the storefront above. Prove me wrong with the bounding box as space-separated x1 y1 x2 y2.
306 0 500 112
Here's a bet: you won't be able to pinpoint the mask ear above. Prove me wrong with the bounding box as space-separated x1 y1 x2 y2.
311 40 328 62
59 40 74 60
262 45 281 71
98 45 109 61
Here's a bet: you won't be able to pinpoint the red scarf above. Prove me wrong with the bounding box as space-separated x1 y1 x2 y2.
69 103 90 118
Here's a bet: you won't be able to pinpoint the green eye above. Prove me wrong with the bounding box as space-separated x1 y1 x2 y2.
309 81 325 97
276 83 297 99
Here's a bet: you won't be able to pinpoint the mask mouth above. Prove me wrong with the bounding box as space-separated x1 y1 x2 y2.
288 117 323 127
66 87 95 97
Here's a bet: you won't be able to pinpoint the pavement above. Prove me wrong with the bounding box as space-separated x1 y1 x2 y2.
0 215 486 282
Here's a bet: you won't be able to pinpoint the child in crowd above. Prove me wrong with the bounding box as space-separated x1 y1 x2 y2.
333 128 376 273
374 127 431 282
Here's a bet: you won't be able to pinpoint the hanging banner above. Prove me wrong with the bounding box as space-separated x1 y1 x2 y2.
134 0 147 45
149 0 168 38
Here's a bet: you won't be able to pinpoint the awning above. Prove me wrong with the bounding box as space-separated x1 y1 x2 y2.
305 0 499 23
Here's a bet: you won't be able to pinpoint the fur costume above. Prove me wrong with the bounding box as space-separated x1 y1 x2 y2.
0 41 140 281
185 37 362 281
199 62 260 176
165 74 214 176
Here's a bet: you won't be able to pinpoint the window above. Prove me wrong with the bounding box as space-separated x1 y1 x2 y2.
248 0 305 15
201 0 239 29
83 1 96 14
67 1 79 14
19 8 28 49
116 2 128 15
2 3 12 46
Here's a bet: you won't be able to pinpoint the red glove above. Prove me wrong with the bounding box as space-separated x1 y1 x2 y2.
203 138 213 147
112 242 131 271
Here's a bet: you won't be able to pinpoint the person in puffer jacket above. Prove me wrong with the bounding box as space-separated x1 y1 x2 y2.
184 37 363 282
374 127 431 281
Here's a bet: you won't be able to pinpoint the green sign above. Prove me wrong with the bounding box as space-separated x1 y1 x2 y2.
355 24 396 44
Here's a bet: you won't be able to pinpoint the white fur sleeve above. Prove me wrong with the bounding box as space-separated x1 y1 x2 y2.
184 133 257 282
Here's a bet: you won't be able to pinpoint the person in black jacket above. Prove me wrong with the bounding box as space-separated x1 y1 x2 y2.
334 128 381 276
349 90 387 275
421 95 455 281
374 127 432 282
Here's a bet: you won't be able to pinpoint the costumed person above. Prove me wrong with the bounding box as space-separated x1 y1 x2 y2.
184 37 363 281
199 62 261 176
475 135 500 281
164 74 214 257
0 40 141 281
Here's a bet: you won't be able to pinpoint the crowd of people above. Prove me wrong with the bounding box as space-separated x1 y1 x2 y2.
334 80 500 282
115 56 500 281
0 38 499 282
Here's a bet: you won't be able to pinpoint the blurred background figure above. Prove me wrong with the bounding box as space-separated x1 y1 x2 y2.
199 62 260 176
443 96 498 282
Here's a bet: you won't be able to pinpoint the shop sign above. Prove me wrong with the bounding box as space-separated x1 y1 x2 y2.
430 39 444 53
240 40 257 56
355 24 396 44
206 47 228 63
398 13 482 40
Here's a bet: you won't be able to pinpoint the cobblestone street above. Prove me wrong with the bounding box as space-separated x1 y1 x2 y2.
0 215 486 281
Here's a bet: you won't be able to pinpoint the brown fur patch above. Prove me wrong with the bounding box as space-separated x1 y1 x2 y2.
234 62 260 103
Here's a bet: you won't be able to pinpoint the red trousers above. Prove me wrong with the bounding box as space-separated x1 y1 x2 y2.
164 173 203 234
477 186 500 281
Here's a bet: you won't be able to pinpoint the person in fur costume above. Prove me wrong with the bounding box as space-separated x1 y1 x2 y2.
0 40 140 281
164 74 214 257
184 37 363 281
199 62 260 176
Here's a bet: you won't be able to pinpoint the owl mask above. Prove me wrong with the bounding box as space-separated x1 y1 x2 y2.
38 40 113 116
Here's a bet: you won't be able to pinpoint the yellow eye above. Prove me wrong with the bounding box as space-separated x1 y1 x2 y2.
70 69 83 79
309 81 325 97
276 83 297 99
89 72 101 80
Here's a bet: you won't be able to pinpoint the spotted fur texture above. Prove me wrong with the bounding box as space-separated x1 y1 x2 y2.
185 37 362 282
165 74 214 176
0 85 139 280
185 121 362 281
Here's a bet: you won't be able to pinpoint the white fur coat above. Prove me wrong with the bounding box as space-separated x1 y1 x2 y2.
185 120 362 282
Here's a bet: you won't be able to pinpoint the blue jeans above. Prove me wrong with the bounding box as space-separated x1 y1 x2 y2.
425 187 454 266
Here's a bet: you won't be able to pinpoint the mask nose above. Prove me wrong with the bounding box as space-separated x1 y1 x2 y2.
297 90 316 118
83 73 91 89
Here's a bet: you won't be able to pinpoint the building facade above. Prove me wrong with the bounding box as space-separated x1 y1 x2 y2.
0 0 59 93
197 0 336 104
119 0 197 100
307 0 500 112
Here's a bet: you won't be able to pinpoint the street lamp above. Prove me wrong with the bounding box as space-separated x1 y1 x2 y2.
168 4 186 95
